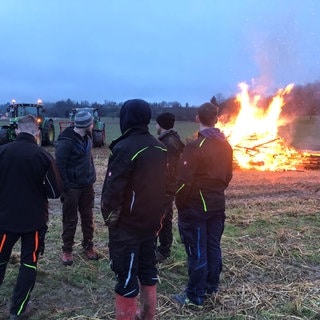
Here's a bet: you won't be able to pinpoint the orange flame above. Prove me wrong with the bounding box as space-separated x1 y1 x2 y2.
218 82 304 171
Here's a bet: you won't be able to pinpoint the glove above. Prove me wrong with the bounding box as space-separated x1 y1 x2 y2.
102 208 120 227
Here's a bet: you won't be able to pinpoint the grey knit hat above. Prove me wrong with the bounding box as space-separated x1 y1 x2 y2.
74 111 93 128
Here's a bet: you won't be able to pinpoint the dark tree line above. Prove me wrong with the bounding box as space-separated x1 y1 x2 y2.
1 81 320 121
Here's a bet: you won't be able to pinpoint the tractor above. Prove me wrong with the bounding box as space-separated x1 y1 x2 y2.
0 100 55 146
59 106 106 147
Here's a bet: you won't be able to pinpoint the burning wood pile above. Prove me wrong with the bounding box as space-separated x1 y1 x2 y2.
219 82 320 171
232 135 320 171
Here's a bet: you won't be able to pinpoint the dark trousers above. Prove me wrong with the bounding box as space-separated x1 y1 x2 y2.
157 195 174 258
61 185 95 253
108 226 158 297
0 226 47 316
178 210 225 305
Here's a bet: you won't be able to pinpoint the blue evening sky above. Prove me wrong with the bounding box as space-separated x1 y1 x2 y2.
0 0 319 105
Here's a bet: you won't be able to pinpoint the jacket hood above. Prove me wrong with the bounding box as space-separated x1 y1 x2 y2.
199 127 226 142
120 99 151 134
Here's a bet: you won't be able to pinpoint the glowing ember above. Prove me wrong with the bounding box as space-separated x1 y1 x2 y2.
218 82 305 171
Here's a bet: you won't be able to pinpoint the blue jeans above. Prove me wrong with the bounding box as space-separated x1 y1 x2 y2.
178 209 225 305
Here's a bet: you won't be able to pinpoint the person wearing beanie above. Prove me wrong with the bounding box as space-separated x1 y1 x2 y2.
101 99 167 320
55 110 99 266
156 112 175 130
172 102 233 309
74 110 94 128
155 112 184 263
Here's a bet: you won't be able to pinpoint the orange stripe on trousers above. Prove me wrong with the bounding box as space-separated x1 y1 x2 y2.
0 234 6 252
33 231 39 262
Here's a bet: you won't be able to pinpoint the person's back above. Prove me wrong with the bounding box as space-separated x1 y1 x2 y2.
108 131 166 234
179 127 232 214
155 112 185 263
101 99 167 320
0 114 62 319
173 102 233 309
0 116 62 232
158 129 184 194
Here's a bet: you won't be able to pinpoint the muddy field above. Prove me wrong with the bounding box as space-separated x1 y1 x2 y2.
1 145 320 319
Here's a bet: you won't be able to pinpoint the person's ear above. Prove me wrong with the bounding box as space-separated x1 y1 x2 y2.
195 115 200 123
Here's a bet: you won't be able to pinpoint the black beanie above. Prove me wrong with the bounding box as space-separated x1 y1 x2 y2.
156 112 175 130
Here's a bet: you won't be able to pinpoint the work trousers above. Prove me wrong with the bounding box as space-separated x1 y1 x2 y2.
108 226 158 297
178 209 225 305
61 185 95 253
157 195 174 258
0 226 47 316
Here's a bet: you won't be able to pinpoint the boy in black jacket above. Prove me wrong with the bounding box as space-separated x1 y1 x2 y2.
0 115 63 319
101 99 167 320
172 102 233 308
155 112 184 263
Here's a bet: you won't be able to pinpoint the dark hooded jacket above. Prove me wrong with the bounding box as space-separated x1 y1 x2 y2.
55 126 96 190
158 129 184 195
101 99 167 235
175 127 233 220
0 133 63 233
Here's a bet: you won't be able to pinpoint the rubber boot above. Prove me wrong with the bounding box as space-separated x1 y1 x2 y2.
116 293 137 320
136 285 157 320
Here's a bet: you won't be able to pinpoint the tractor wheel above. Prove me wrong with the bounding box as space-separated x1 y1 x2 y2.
42 120 55 146
0 127 9 145
102 124 106 146
36 130 43 146
93 130 104 148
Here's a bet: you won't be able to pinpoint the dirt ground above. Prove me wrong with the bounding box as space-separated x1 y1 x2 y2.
1 145 320 319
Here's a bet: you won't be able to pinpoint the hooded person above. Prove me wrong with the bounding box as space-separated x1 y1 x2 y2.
101 99 167 320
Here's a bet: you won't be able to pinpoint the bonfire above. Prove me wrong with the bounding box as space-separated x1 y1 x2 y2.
218 82 320 171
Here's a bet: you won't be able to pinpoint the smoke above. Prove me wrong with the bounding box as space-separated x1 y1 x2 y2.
248 10 301 95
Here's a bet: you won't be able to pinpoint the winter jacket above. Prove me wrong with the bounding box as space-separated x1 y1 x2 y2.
101 101 167 236
176 127 233 218
158 129 184 195
0 133 63 233
55 126 96 190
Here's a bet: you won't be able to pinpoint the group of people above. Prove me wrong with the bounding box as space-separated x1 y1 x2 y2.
0 98 233 320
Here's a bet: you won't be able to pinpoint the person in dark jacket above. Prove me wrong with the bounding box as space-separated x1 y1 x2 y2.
55 110 98 266
155 112 184 263
101 99 167 320
0 115 63 319
172 102 233 308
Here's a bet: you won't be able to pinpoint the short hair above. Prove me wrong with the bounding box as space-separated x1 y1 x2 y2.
198 102 219 126
18 114 38 135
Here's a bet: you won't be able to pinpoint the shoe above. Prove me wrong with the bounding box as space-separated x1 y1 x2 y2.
85 248 99 260
61 252 73 266
171 293 203 310
10 302 33 319
155 251 168 264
